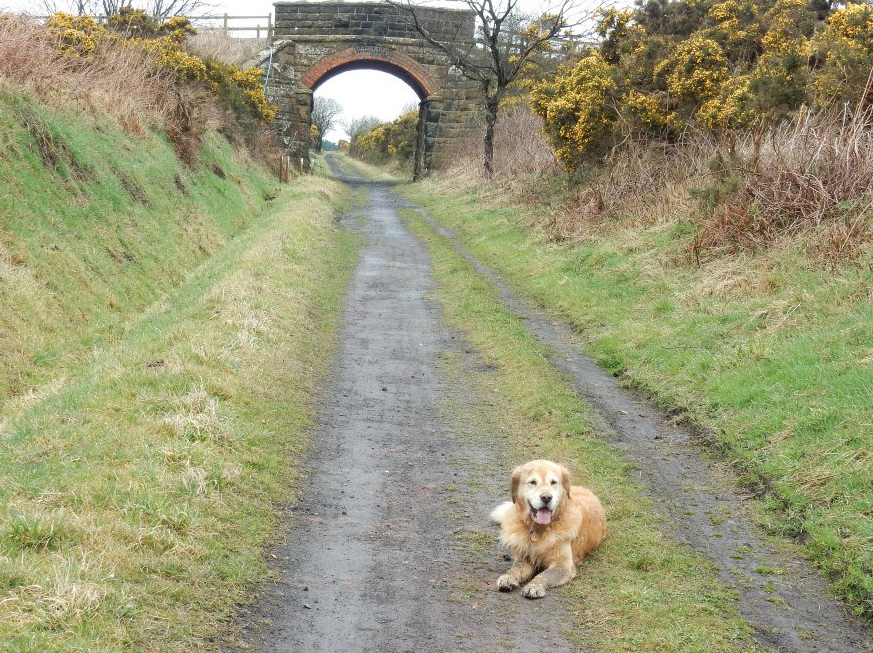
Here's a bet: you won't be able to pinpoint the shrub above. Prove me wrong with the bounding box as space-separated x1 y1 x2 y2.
43 11 275 129
522 0 873 255
351 110 419 165
530 52 617 173
45 12 102 56
0 15 174 130
533 0 873 176
810 3 873 107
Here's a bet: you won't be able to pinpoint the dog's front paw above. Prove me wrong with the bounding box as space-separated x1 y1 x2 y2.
497 574 519 592
521 582 546 599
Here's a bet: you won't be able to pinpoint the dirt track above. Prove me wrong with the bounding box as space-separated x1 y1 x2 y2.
226 156 871 653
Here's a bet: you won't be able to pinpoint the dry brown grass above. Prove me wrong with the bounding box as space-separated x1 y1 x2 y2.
439 98 873 265
547 141 704 240
743 108 873 230
442 105 559 180
186 30 267 66
691 108 873 265
0 15 174 132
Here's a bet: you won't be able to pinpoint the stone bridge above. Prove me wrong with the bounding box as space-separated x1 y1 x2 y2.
252 2 481 177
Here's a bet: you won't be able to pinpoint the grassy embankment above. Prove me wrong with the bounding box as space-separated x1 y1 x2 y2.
0 87 357 651
393 168 873 619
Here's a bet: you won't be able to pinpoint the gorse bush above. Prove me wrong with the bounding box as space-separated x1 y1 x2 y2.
43 10 275 125
0 15 174 130
532 0 873 168
523 0 873 258
529 52 617 171
351 110 419 164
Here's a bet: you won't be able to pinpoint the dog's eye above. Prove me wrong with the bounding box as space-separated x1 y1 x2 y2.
528 480 536 485
550 479 558 485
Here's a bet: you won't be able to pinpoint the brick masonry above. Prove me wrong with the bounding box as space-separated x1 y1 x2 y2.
250 2 482 177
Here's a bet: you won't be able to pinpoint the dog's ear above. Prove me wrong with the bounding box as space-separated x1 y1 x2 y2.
560 465 572 499
510 466 523 504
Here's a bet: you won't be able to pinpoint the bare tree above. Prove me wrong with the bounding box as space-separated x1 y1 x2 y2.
39 0 210 17
386 0 595 178
400 100 421 115
343 114 382 140
38 0 101 14
311 97 344 152
99 0 131 15
146 0 212 18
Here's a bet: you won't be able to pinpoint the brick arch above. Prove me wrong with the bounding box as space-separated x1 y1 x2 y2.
301 46 440 99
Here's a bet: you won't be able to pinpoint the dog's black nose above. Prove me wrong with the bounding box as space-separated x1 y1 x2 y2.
540 493 552 504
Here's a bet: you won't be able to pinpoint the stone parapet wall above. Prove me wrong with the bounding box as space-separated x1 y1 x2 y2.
274 2 475 44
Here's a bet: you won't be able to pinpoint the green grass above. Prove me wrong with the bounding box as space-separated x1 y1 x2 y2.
0 177 356 652
0 86 359 651
401 206 761 653
396 173 873 619
0 85 274 402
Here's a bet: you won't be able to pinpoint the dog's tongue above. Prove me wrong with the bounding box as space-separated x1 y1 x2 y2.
535 508 552 525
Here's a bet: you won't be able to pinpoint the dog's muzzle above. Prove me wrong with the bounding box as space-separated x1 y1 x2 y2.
529 499 553 525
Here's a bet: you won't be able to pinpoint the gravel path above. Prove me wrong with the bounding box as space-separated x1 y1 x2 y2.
226 157 871 653
224 162 581 653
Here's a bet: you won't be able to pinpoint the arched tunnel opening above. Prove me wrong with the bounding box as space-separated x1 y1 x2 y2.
304 50 442 180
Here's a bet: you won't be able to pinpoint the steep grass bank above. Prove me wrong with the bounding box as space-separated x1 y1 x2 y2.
0 89 358 651
397 174 873 619
0 84 273 402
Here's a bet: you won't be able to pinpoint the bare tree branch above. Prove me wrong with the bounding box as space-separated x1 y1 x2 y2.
344 115 382 140
146 0 213 19
311 96 344 152
385 0 602 178
38 0 101 14
40 0 212 17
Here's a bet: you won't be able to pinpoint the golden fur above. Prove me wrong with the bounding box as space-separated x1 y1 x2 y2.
490 460 606 599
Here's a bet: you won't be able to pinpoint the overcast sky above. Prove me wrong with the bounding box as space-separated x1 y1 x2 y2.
2 0 427 141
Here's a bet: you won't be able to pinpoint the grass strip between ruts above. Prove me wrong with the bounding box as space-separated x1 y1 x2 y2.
402 206 762 653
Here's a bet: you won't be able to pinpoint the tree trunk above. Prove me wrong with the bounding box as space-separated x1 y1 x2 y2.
483 98 499 180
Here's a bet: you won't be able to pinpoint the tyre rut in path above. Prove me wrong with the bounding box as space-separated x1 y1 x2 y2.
396 189 872 653
224 164 581 653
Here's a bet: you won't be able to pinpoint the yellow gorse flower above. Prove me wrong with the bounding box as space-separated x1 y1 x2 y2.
43 11 276 125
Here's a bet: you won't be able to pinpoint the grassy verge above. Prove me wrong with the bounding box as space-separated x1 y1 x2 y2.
402 206 761 653
395 174 873 618
0 85 274 403
0 175 357 651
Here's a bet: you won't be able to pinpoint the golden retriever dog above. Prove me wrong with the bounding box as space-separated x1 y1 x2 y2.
490 460 606 599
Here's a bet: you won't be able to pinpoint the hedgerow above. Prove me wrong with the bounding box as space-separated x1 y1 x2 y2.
351 110 419 164
533 0 873 167
45 9 275 125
